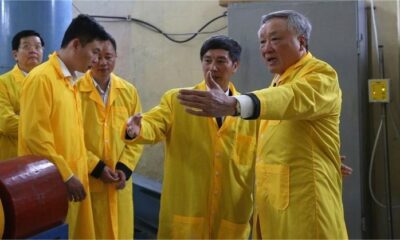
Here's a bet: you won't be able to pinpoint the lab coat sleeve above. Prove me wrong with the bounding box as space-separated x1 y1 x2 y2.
253 65 341 120
119 87 143 173
19 76 73 181
87 149 101 173
125 89 174 144
0 78 19 137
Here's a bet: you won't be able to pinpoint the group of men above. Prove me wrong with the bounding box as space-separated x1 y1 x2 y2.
0 15 141 239
0 10 351 239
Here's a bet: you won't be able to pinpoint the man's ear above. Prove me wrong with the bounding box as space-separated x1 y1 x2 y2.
232 61 240 73
298 35 306 51
12 50 18 62
70 38 81 50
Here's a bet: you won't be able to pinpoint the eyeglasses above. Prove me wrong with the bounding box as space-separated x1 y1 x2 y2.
19 44 43 51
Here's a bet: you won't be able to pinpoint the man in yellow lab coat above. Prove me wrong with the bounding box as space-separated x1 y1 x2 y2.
78 37 143 239
126 36 258 239
178 10 348 239
0 30 44 160
18 15 109 239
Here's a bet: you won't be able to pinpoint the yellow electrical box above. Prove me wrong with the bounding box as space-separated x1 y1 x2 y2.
368 79 390 103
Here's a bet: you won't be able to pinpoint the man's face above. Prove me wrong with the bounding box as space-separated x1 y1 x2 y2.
201 49 238 90
75 40 103 73
13 36 43 72
258 18 305 75
90 40 116 80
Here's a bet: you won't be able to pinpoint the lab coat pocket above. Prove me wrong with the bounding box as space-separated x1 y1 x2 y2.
111 106 129 130
171 215 205 239
217 219 250 239
235 135 256 165
257 163 289 210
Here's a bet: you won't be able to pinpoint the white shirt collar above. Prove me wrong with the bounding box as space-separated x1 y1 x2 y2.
91 76 111 104
56 56 77 85
92 77 110 94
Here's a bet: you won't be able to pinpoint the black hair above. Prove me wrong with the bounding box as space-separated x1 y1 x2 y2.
12 30 44 50
61 14 109 48
200 35 241 62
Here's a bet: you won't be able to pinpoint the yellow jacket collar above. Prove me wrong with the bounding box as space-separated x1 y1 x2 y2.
48 52 72 81
11 64 26 83
274 52 313 86
78 71 126 92
78 71 128 106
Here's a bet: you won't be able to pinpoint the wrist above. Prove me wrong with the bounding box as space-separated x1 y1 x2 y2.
125 129 136 140
232 98 241 116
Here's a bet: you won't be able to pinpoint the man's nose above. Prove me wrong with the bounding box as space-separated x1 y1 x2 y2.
28 49 39 53
98 57 107 64
262 41 274 53
92 56 100 64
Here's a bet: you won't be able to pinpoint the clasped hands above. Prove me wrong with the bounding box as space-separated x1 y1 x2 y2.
65 167 126 202
100 166 127 190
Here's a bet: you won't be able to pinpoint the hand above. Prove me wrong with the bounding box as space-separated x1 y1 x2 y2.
100 166 119 183
115 170 126 190
178 71 237 117
65 176 86 202
126 113 142 139
340 155 353 177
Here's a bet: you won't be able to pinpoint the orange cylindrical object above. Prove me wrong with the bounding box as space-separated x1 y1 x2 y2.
0 155 68 238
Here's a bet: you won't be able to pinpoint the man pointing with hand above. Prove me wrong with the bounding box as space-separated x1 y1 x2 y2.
126 36 259 239
178 10 348 239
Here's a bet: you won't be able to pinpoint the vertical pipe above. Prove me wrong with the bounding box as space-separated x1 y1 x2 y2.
378 45 394 239
0 0 72 73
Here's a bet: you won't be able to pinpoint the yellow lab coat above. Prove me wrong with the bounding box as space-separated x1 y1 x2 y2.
18 52 95 239
130 81 258 239
78 71 143 239
253 53 348 239
0 65 24 160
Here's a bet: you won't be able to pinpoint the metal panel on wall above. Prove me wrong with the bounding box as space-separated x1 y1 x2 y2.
228 1 368 238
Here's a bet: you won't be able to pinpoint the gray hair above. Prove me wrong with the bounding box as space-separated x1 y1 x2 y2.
260 10 312 50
